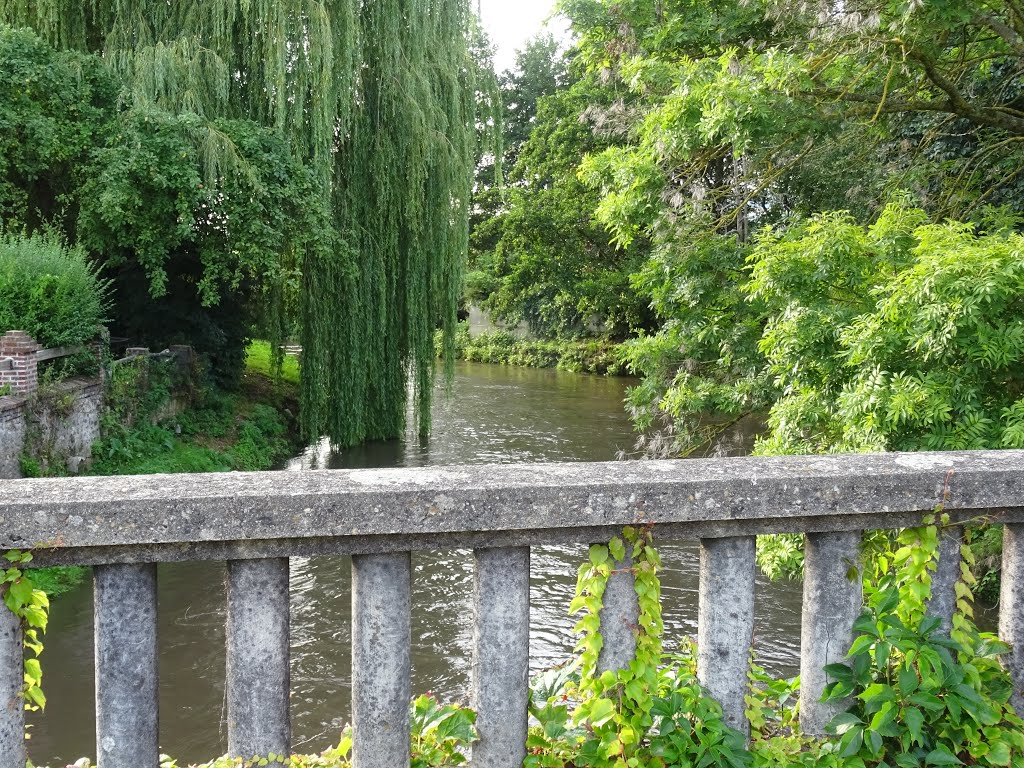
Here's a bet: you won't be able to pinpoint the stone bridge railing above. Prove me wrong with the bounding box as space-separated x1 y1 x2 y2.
1 451 1023 768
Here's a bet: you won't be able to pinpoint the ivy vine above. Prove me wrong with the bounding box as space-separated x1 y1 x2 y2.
2 550 48 715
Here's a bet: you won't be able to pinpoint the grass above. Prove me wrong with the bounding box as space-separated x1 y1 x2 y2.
245 340 300 385
29 566 88 596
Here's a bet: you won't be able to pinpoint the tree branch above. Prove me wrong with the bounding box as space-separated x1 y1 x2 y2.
910 49 1024 134
973 12 1024 56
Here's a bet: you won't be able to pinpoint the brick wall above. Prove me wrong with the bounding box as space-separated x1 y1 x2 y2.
0 331 39 395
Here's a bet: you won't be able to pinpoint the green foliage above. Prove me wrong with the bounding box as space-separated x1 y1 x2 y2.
92 391 292 476
299 0 476 446
90 351 293 475
445 326 626 375
0 26 117 231
410 694 478 768
755 535 805 582
470 48 654 342
40 696 478 768
77 109 324 388
27 566 87 599
620 234 774 457
1 0 478 444
555 0 1024 467
820 514 1024 767
749 202 1024 456
525 526 753 768
0 232 108 349
563 0 1024 238
2 550 48 714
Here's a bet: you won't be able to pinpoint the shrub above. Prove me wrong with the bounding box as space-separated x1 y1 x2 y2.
0 232 108 348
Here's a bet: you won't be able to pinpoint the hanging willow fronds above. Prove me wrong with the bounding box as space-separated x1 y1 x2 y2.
0 0 477 447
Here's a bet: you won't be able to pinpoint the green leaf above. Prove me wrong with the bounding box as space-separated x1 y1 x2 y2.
609 537 626 563
925 747 963 766
987 741 1011 766
904 706 925 746
587 697 617 727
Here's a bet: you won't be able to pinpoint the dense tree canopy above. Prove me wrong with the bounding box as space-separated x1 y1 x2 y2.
469 36 655 340
544 0 1024 457
0 0 477 444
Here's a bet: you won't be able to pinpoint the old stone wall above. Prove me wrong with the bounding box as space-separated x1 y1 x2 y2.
0 398 26 479
0 378 104 479
0 332 195 479
466 305 533 339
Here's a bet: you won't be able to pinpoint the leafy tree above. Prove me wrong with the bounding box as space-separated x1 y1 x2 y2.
620 233 772 456
0 27 328 387
481 82 654 340
501 35 569 169
469 33 655 341
750 202 1024 455
76 110 326 386
0 0 478 446
469 34 568 275
557 0 1024 456
0 27 116 233
563 0 1024 232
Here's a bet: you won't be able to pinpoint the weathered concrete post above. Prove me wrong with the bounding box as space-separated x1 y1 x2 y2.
352 552 411 768
1000 523 1024 713
926 525 963 636
0 598 24 768
698 536 755 735
799 531 863 737
471 547 530 768
94 563 159 768
597 548 639 674
226 558 291 759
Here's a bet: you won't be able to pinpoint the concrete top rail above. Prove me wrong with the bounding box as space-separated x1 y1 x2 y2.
2 449 1024 768
2 450 1023 565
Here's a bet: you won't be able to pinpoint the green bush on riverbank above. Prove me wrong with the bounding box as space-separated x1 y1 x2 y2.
25 350 300 599
440 324 627 375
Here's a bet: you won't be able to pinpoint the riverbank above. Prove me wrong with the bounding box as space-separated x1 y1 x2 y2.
442 325 629 375
34 348 302 597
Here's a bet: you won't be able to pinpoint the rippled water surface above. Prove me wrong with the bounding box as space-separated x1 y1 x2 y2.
29 362 798 765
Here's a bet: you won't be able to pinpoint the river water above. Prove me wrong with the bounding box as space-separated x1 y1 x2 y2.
28 362 801 765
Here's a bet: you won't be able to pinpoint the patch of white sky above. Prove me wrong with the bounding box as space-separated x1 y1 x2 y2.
476 0 571 75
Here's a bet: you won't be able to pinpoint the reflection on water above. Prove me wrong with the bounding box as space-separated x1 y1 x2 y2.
30 362 798 765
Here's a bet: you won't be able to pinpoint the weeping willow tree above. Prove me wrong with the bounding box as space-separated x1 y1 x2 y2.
0 0 475 446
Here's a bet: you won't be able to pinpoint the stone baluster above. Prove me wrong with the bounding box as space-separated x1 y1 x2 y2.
927 525 963 635
471 547 530 768
95 563 159 768
697 536 756 736
0 596 24 768
1000 524 1024 713
799 531 863 736
351 552 412 768
597 545 639 675
226 558 291 759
